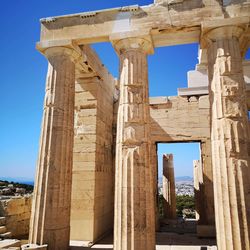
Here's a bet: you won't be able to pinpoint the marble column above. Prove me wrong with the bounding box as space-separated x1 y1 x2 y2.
149 143 159 231
112 37 155 250
162 154 176 219
29 47 77 250
205 26 250 250
200 140 215 226
193 160 204 222
151 143 160 231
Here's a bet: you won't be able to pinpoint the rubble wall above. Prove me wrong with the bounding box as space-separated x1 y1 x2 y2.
0 196 32 238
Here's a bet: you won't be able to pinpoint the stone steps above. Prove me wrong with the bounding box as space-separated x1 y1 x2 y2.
0 217 13 240
0 231 12 239
0 217 6 226
0 225 7 234
0 216 12 240
0 239 21 248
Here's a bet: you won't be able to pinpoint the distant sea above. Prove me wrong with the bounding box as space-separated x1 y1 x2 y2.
175 176 193 182
1 176 192 187
0 177 34 186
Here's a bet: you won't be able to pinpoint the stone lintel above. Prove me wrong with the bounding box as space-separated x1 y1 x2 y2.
38 2 250 47
149 96 169 105
178 86 209 97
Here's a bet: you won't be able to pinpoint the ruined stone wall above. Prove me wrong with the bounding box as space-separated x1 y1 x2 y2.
0 196 32 238
70 75 115 242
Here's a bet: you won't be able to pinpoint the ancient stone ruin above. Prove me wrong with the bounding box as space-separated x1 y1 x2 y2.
11 0 250 249
0 181 33 249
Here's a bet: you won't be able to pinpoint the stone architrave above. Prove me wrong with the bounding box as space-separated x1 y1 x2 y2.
193 160 204 221
112 37 156 250
162 154 176 219
205 26 250 250
28 47 78 250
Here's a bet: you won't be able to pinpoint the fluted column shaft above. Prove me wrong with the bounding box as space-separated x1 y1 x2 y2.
113 38 155 250
200 140 215 225
162 154 176 219
29 47 76 250
193 160 204 222
206 26 250 250
150 143 159 231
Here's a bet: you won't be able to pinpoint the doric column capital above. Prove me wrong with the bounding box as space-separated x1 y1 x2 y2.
111 36 154 55
43 46 82 64
201 25 245 49
37 41 102 79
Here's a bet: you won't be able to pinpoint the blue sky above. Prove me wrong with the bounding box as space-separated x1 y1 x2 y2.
0 0 249 180
157 143 200 178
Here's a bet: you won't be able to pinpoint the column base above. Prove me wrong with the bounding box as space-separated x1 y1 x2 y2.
197 225 216 238
21 244 48 250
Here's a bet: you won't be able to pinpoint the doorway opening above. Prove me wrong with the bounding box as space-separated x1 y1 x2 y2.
157 142 198 228
156 142 216 247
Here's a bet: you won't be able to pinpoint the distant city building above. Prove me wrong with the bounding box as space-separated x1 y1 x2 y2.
158 178 194 196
